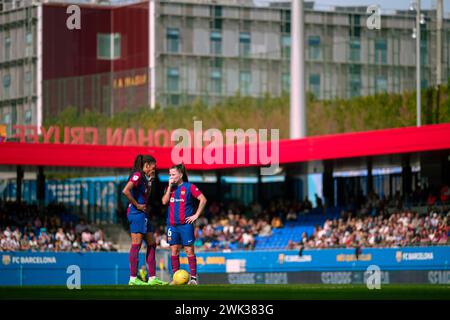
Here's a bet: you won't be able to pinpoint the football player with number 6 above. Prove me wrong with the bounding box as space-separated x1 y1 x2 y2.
162 164 207 285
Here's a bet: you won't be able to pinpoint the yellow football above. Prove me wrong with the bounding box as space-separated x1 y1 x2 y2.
173 269 190 285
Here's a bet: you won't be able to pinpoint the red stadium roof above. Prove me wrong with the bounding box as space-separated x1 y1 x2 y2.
1 124 450 170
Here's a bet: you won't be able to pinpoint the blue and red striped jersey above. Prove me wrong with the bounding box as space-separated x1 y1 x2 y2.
127 172 150 214
166 182 202 226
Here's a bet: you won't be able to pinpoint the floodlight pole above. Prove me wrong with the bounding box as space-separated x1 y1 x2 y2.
415 0 421 127
290 0 306 139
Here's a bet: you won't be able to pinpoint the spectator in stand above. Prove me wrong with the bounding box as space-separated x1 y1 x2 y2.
440 184 449 204
286 208 297 221
75 219 88 235
427 193 437 206
241 228 255 249
286 240 297 250
271 216 283 229
259 220 272 237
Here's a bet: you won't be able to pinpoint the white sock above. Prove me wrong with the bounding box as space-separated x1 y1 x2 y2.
149 276 156 280
130 276 136 281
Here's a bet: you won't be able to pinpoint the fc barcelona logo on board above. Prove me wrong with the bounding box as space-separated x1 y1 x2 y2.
395 251 402 263
2 255 11 266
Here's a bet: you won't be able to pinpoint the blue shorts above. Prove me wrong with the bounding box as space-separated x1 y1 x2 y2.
167 224 195 246
128 212 153 234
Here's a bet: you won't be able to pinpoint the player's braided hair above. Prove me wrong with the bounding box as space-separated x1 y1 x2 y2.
170 163 189 182
131 154 156 179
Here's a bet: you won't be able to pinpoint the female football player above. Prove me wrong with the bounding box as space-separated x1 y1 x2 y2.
162 163 207 285
122 154 167 286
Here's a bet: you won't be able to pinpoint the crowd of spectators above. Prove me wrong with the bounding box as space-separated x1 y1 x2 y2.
150 186 449 251
0 201 117 252
287 209 449 250
1 183 449 252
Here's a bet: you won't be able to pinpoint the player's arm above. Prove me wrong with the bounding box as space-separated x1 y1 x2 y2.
122 181 146 212
161 179 173 205
195 194 207 218
186 186 207 224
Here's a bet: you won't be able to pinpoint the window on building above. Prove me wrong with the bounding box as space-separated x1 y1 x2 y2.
25 30 33 57
169 94 180 106
166 28 180 53
215 6 222 17
282 72 290 93
239 71 251 96
211 57 223 69
24 110 32 124
24 70 32 95
210 19 222 30
309 74 321 99
210 4 223 29
393 68 401 93
349 37 360 62
26 31 33 45
113 34 121 59
281 10 291 33
3 113 10 126
97 33 121 60
239 32 251 57
350 14 361 37
374 38 387 64
4 36 11 61
420 36 428 66
375 75 388 93
3 74 11 88
210 69 222 94
167 67 180 93
210 31 222 55
421 78 428 89
349 66 361 97
3 74 11 98
25 70 32 83
308 36 321 60
281 35 291 60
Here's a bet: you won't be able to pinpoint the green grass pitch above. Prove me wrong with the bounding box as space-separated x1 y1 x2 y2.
0 284 449 300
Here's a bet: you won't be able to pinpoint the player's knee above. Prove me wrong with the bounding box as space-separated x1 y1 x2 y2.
184 246 195 256
131 237 142 246
131 241 142 249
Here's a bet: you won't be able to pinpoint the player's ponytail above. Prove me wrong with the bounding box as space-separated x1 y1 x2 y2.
179 163 189 182
131 154 156 178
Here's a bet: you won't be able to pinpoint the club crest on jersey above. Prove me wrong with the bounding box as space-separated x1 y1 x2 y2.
170 197 175 203
181 190 186 195
132 175 139 181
